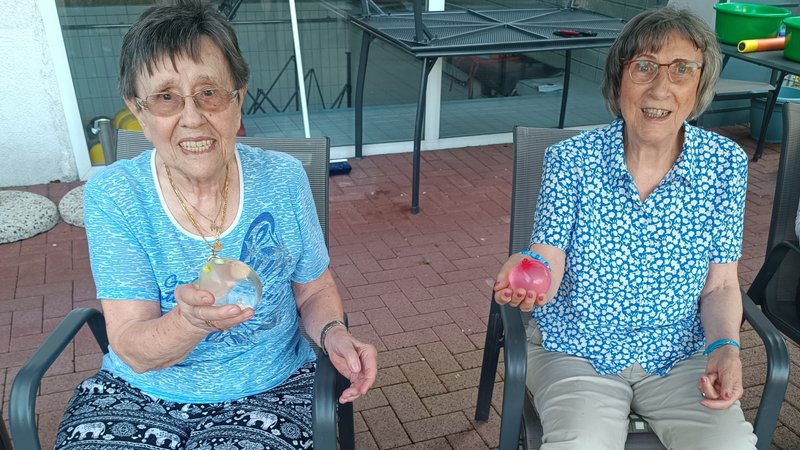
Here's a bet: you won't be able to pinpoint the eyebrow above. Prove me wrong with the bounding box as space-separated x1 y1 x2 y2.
148 76 224 94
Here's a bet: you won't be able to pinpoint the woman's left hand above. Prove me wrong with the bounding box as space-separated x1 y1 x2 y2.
697 346 743 409
323 327 378 404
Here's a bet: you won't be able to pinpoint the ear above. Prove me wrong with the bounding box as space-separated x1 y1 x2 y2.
238 87 247 105
122 97 147 131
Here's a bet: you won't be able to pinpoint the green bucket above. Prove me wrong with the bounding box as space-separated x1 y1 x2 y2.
784 17 800 61
714 3 791 45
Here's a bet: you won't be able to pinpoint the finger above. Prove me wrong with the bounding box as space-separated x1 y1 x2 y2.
519 292 537 312
533 292 547 307
698 375 720 400
338 385 362 403
494 288 512 305
717 373 740 402
701 397 737 410
508 288 527 307
204 306 255 330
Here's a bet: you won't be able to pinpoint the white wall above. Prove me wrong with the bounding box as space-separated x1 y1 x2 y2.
0 0 88 188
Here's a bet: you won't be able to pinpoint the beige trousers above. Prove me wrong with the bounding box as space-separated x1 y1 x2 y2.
526 322 757 450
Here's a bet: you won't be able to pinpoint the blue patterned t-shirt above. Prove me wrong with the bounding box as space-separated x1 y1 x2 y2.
83 144 324 403
530 120 747 376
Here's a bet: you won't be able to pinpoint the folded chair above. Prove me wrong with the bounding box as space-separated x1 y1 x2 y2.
474 126 790 450
10 130 354 450
748 101 800 346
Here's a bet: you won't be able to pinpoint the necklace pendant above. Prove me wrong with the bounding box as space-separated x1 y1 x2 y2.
212 240 222 253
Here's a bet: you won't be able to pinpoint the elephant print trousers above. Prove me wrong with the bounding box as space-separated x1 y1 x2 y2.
55 362 314 450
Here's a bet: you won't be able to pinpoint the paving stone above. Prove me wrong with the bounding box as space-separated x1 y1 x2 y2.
422 387 479 416
382 383 430 422
418 341 462 375
374 366 408 388
445 430 490 449
401 361 447 398
440 367 483 392
395 438 452 449
403 411 473 443
362 405 412 449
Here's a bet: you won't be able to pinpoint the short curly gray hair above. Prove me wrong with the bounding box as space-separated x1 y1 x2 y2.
119 0 250 102
600 7 721 120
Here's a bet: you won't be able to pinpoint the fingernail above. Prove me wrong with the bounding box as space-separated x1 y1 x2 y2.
700 376 707 384
724 392 731 400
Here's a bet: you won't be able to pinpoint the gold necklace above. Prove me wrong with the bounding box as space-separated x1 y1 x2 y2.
164 162 230 257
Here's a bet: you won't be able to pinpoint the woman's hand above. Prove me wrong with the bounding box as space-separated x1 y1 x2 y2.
322 327 378 403
174 284 255 332
697 346 743 409
493 253 548 312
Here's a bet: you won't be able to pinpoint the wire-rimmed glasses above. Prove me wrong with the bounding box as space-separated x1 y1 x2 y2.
626 59 703 84
135 87 239 116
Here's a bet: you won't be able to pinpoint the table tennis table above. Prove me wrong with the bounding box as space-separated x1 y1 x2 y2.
351 2 625 213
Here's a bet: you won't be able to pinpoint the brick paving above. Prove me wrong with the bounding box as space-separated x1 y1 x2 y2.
1 124 800 449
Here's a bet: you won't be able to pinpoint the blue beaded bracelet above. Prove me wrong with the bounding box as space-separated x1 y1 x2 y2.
519 250 550 269
703 338 741 356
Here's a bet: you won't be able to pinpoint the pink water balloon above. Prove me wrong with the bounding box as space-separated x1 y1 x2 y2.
508 258 551 293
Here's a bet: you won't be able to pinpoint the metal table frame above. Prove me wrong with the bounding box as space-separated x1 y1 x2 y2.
719 43 800 161
351 4 625 213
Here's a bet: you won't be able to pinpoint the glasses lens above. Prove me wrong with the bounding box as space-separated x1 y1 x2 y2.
629 61 657 83
146 92 183 116
668 62 699 82
194 89 229 111
143 88 235 116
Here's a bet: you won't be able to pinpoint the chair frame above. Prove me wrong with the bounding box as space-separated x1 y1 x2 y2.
747 102 800 346
474 125 790 450
9 130 354 450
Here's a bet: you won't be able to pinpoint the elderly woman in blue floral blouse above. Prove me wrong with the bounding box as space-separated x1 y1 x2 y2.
493 8 756 449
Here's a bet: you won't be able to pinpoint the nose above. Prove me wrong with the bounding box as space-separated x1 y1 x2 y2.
178 95 206 127
649 67 671 95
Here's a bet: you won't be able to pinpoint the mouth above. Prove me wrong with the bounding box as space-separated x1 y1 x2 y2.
178 139 214 153
641 108 671 119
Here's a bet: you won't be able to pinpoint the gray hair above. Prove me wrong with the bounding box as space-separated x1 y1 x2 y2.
119 0 250 102
601 7 721 120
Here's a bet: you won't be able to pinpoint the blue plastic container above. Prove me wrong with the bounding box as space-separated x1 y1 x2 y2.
751 86 800 143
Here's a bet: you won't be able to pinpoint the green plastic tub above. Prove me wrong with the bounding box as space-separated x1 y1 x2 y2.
784 17 800 61
714 3 791 45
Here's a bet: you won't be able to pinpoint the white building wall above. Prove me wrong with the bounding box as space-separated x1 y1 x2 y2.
0 0 88 188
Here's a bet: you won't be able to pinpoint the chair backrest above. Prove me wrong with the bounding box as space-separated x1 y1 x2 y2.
766 102 800 253
509 126 582 256
114 129 331 244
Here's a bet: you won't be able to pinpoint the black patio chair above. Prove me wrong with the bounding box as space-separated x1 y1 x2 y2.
474 125 790 450
748 101 800 346
9 130 354 450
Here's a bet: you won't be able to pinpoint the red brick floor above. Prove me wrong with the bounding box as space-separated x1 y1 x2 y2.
2 125 799 449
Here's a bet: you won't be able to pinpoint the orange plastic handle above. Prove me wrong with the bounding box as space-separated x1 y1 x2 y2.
738 37 785 53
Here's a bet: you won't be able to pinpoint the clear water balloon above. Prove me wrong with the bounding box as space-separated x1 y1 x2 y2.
197 257 262 309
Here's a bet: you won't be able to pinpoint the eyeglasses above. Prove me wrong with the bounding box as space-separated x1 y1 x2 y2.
626 59 703 84
135 87 239 117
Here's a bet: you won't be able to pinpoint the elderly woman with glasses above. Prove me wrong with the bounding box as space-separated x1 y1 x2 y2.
55 1 376 448
494 7 756 449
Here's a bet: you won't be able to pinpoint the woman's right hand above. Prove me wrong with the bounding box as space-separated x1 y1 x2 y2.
493 253 549 312
174 284 255 332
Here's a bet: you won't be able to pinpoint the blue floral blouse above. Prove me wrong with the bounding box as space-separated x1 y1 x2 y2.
530 119 748 376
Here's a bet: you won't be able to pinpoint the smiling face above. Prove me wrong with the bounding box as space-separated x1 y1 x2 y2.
619 31 702 151
124 36 244 181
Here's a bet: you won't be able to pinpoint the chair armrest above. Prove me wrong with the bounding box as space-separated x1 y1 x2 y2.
741 291 790 450
497 304 528 450
9 308 108 450
747 240 800 304
313 351 338 450
310 314 354 450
